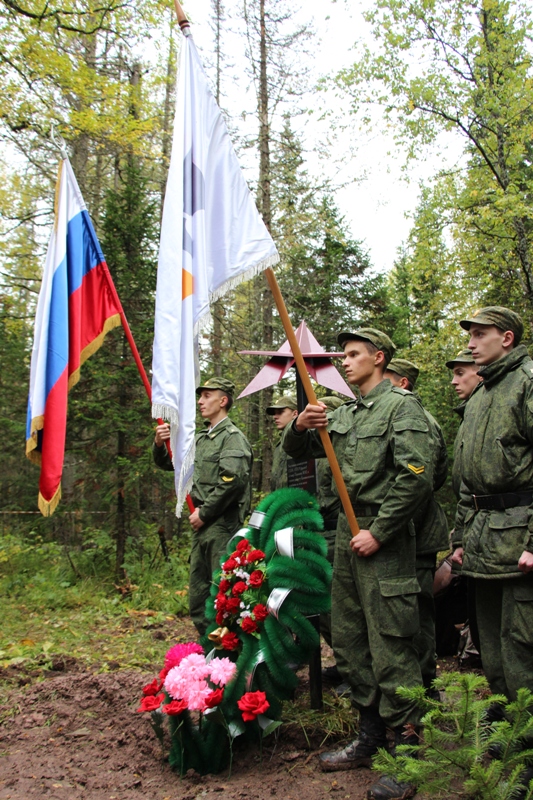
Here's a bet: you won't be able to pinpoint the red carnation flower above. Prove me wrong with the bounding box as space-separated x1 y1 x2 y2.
247 549 265 563
232 581 247 596
159 666 170 682
241 616 258 634
216 610 225 625
223 557 237 571
237 690 270 722
142 678 162 696
253 603 268 622
221 631 240 650
205 688 224 708
162 699 188 716
226 597 241 613
215 592 227 610
137 693 165 713
219 579 231 594
236 539 251 553
248 570 264 588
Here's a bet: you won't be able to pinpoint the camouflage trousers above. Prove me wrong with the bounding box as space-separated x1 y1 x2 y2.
415 559 437 689
189 522 234 636
475 577 533 700
331 515 423 728
319 528 336 647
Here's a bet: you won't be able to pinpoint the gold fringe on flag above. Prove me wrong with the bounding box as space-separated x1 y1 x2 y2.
38 484 62 517
67 313 122 390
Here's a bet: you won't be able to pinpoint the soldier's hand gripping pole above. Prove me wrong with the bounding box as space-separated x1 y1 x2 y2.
264 268 360 537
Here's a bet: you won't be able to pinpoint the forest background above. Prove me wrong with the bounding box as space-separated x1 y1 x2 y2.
1 0 533 607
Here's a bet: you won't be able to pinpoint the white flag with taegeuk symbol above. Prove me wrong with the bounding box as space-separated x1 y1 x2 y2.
151 28 279 515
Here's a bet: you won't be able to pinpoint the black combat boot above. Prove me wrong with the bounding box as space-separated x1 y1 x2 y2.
367 724 420 800
319 707 388 772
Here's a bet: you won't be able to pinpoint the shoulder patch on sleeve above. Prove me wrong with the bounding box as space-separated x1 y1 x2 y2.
408 463 425 475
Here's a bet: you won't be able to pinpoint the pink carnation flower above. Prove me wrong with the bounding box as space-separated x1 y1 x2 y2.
209 657 237 687
178 652 211 681
164 666 187 700
164 641 203 671
183 679 212 711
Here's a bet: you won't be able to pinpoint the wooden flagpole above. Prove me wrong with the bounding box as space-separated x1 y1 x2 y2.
170 0 358 535
264 269 360 537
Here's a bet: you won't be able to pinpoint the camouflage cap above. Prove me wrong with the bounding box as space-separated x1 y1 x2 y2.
459 306 524 344
266 395 298 414
445 348 476 369
386 358 420 388
320 395 344 411
337 327 396 364
196 377 235 396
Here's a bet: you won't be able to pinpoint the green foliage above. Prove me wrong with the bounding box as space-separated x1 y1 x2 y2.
374 672 533 799
0 526 192 674
338 0 533 321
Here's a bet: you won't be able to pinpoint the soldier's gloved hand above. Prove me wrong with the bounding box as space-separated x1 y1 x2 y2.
451 547 464 566
294 403 328 431
518 550 533 574
351 529 381 557
155 423 171 447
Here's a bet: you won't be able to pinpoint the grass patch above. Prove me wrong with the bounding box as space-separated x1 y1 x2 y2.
283 689 358 747
0 527 195 682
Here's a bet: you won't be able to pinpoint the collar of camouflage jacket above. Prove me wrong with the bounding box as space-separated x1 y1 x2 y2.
477 344 530 388
355 377 392 408
453 399 468 419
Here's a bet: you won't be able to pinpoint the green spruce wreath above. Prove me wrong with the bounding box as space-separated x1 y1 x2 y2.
140 487 332 777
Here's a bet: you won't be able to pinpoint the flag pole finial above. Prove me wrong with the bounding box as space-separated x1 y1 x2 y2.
173 0 191 33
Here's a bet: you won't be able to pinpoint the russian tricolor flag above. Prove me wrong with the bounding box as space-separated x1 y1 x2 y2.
26 158 123 515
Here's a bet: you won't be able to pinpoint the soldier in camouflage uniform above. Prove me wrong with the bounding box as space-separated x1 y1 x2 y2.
316 395 344 656
283 328 432 800
446 348 482 657
451 309 533 710
266 395 298 491
153 377 253 636
385 358 449 693
446 348 481 498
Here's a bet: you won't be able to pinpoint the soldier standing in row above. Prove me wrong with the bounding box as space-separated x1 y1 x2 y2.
446 348 482 497
154 377 253 636
283 328 432 800
384 358 449 694
451 307 533 794
266 395 298 491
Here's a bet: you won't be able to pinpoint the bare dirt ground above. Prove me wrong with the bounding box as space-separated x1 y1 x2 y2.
0 641 390 800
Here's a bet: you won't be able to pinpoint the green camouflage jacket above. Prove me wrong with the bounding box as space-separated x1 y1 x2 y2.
153 417 253 528
451 401 467 499
270 440 291 492
412 407 449 557
282 379 433 547
453 345 533 577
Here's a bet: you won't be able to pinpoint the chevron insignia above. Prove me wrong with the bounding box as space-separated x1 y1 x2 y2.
408 464 425 475
222 475 235 482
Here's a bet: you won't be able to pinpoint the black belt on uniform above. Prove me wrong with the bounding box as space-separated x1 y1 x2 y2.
353 504 380 517
471 491 533 511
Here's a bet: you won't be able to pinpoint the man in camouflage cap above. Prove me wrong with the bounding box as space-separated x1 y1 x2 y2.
385 358 449 695
153 376 253 635
266 395 298 491
445 349 481 498
451 308 533 726
283 327 433 800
